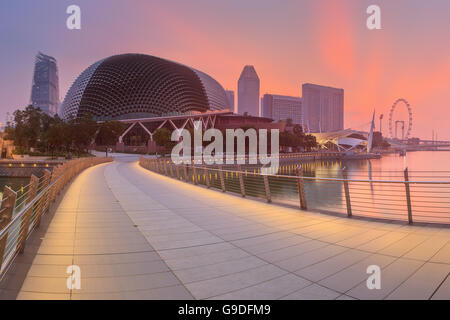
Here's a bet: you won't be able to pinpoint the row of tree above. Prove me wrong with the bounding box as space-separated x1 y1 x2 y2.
4 105 125 157
151 124 318 154
4 106 318 158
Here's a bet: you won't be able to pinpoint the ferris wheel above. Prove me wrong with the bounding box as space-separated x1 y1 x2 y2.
388 98 413 140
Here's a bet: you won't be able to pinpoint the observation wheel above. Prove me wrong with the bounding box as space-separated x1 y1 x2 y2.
388 98 413 139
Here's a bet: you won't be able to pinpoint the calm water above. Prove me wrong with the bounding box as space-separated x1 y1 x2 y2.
0 177 30 200
197 151 450 224
278 151 450 223
303 151 450 181
4 152 450 224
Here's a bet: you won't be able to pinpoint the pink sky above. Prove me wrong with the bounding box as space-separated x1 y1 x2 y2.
1 0 450 139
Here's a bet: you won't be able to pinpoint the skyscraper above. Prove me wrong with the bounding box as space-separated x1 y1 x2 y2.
302 83 344 132
225 90 235 112
30 52 60 116
262 94 303 124
238 65 260 116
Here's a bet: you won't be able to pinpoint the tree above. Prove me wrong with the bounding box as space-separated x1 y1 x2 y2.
68 114 98 155
289 124 317 151
303 134 317 151
96 120 126 156
152 128 176 155
372 131 391 149
5 105 56 153
8 105 42 151
279 131 302 152
43 118 67 158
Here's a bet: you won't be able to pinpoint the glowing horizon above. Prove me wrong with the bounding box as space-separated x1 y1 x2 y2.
1 0 450 139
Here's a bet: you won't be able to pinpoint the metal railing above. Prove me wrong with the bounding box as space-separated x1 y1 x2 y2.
0 157 113 279
139 156 450 226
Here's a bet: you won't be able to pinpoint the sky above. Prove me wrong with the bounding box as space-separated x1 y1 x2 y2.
1 0 450 139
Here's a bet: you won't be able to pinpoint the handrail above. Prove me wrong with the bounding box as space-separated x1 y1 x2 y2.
139 156 450 226
0 156 113 278
183 165 450 185
0 174 57 240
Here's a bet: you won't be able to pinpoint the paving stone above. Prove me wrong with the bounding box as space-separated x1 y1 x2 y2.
4 156 450 300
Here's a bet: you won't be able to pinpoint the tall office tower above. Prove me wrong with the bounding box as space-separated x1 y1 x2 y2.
225 90 235 112
261 97 264 116
238 65 260 116
30 52 60 116
302 83 344 132
262 94 303 124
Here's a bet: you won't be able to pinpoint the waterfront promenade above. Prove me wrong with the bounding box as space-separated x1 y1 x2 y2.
2 155 450 299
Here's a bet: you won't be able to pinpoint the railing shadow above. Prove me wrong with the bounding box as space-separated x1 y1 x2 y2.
0 185 67 299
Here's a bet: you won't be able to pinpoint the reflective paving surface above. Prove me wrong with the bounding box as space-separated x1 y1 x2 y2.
2 155 450 300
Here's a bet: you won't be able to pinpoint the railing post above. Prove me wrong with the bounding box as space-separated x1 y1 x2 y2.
342 167 352 218
17 174 39 254
218 165 226 192
156 159 160 173
56 165 64 196
169 162 174 177
175 164 181 180
183 165 189 181
404 167 413 224
49 166 59 202
237 165 246 197
192 165 198 185
163 159 168 176
64 163 71 187
295 166 307 210
0 186 17 269
36 169 51 228
263 175 272 203
204 168 211 188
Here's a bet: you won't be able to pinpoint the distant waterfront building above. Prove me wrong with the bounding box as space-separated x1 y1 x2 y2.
30 52 60 116
302 83 344 132
238 65 260 116
0 132 14 159
262 94 303 125
225 90 235 112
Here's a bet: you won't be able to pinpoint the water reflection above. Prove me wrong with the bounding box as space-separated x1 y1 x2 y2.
230 151 450 224
0 177 30 200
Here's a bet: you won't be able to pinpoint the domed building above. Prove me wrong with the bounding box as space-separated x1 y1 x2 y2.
60 54 281 153
60 53 232 120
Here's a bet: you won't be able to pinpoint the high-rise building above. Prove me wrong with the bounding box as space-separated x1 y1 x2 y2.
238 65 260 116
30 52 60 116
302 83 344 132
225 90 235 112
262 94 302 124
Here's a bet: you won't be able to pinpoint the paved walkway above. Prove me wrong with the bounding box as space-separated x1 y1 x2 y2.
2 156 450 299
